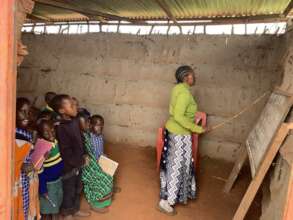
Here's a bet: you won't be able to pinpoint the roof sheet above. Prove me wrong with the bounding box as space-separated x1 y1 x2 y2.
30 0 293 22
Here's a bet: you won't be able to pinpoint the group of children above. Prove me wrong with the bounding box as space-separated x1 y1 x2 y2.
14 92 115 220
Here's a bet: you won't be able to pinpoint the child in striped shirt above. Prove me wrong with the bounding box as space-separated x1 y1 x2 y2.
32 120 64 220
89 115 105 160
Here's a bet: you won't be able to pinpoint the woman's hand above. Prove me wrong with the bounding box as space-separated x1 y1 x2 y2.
204 126 212 133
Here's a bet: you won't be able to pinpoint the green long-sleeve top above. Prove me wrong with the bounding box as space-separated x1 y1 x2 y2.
165 83 204 135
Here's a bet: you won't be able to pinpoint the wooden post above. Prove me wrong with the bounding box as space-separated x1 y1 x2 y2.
223 146 248 193
282 166 293 220
233 123 292 220
0 0 16 219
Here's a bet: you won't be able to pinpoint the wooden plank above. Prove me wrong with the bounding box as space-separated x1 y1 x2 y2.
282 161 293 220
280 133 293 220
154 0 182 33
25 18 288 26
233 123 291 220
223 147 248 193
246 93 293 177
283 0 293 16
283 169 293 220
275 87 293 97
154 0 177 23
132 14 286 22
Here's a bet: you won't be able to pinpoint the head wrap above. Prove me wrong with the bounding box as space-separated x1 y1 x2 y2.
175 65 193 83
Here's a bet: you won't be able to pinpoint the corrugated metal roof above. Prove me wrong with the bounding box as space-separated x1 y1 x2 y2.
30 0 293 22
32 4 88 21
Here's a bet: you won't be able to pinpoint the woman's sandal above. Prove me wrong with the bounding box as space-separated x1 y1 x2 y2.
156 205 177 216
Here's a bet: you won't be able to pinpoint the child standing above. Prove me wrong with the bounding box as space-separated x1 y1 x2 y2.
89 115 105 160
14 97 40 220
31 120 64 220
72 97 91 117
78 113 113 213
42 92 59 121
89 115 121 194
42 92 56 113
50 94 90 220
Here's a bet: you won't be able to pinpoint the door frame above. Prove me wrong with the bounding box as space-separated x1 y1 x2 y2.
0 0 16 219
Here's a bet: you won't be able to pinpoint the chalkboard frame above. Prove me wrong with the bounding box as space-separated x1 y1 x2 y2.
246 92 293 177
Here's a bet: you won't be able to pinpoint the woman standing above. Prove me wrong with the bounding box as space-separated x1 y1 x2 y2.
159 65 206 215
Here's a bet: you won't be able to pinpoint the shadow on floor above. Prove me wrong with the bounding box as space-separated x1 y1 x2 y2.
78 144 261 220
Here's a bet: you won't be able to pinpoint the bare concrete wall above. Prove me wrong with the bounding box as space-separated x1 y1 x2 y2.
17 33 284 161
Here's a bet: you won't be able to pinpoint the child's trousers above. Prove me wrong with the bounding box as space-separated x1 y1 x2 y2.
60 171 82 216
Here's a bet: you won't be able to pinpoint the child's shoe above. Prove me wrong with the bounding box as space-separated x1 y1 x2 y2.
63 215 75 220
52 214 59 220
74 210 91 217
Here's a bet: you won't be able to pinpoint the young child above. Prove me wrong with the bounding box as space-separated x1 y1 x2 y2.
72 97 91 117
31 120 64 220
28 106 41 144
89 115 105 160
38 111 54 122
89 115 121 194
50 94 90 220
78 113 113 213
42 92 60 122
14 97 40 220
42 92 56 113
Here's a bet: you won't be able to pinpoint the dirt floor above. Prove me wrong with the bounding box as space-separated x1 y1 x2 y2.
77 145 261 220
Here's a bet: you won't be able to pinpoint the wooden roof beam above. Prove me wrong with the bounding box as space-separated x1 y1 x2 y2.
24 17 288 26
33 0 145 23
154 0 182 31
134 13 287 22
283 0 293 16
26 13 50 22
34 0 110 22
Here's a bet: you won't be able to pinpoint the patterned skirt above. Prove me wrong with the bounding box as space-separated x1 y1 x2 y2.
160 132 196 205
81 132 113 209
82 159 113 209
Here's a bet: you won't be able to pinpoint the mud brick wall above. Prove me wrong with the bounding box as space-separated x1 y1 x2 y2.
17 33 284 161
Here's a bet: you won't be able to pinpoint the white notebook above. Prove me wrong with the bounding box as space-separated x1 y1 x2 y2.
98 155 119 176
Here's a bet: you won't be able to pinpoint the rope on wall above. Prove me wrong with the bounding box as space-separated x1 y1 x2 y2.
208 90 270 132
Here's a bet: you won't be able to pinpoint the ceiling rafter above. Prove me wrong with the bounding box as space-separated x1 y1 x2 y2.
283 0 293 16
154 0 177 23
33 0 145 23
154 0 182 32
27 13 50 22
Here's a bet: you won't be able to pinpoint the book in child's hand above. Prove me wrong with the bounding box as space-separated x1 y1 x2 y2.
98 155 119 176
31 138 53 170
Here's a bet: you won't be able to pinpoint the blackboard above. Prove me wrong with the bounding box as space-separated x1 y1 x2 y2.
246 92 292 177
